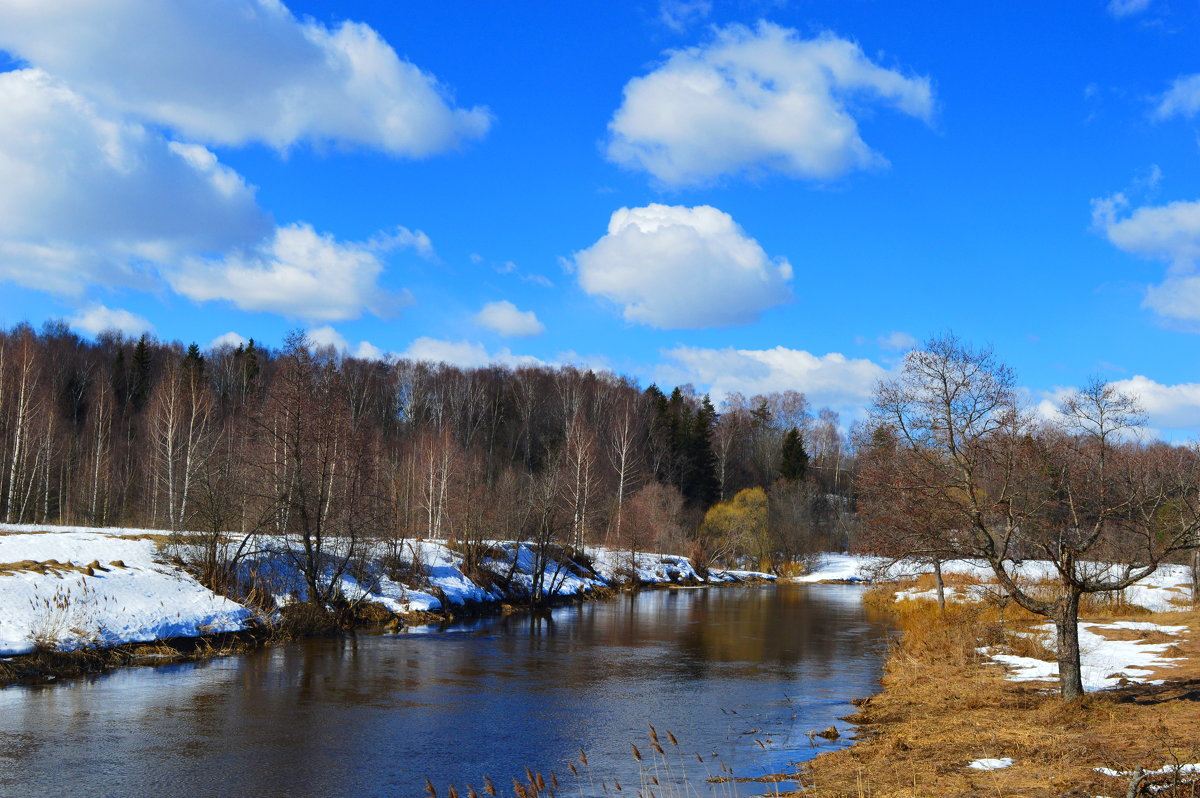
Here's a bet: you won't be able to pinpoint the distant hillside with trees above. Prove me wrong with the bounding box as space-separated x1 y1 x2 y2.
0 322 857 576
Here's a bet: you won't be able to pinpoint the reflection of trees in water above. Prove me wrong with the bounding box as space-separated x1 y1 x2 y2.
671 586 887 671
0 585 894 798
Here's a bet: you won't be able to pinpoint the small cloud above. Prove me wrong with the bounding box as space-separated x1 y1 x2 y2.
69 304 154 337
369 226 437 261
474 300 546 337
659 0 711 32
1107 0 1153 18
469 253 484 264
308 325 387 360
307 325 350 352
354 340 386 360
573 203 793 329
658 344 888 415
1154 74 1200 121
1091 190 1200 325
402 337 544 368
171 223 412 322
494 259 553 287
522 273 554 288
877 331 917 351
208 331 248 350
606 23 934 186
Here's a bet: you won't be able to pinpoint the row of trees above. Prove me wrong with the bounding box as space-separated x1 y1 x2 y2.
5 323 1198 696
0 323 855 591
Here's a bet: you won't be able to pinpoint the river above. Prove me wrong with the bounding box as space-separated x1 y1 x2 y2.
0 583 891 797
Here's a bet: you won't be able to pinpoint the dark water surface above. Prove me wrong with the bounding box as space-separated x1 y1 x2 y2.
0 584 892 797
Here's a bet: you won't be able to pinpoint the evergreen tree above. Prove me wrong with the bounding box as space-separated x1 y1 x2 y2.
183 342 205 384
780 426 808 482
130 335 152 411
684 396 721 507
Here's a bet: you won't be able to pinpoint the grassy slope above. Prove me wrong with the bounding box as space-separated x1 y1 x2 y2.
795 582 1200 797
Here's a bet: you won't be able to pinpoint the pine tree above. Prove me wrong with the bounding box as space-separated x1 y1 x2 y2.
780 426 808 482
182 343 205 384
684 396 721 507
130 335 152 411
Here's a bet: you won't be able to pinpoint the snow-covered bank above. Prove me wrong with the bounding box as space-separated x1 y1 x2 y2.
0 532 251 656
795 553 1195 613
0 524 774 658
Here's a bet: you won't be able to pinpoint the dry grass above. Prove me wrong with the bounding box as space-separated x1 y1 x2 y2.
795 598 1200 797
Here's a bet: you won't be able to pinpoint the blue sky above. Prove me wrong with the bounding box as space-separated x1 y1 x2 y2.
2 0 1200 436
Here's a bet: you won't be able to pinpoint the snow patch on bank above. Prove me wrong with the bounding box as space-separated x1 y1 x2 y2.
795 554 1194 611
0 532 252 656
0 524 775 653
979 620 1188 692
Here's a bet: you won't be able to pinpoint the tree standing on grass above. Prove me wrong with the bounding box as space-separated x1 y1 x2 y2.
859 333 1200 701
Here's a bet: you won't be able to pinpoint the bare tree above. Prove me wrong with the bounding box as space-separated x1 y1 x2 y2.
860 334 1200 701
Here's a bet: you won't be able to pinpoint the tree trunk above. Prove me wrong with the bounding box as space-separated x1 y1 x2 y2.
934 559 946 611
1192 548 1199 607
1054 588 1085 701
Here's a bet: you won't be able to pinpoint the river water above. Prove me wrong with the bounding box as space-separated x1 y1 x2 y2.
0 583 891 797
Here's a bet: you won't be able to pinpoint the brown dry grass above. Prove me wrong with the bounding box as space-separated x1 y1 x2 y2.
795 598 1200 797
0 558 132 577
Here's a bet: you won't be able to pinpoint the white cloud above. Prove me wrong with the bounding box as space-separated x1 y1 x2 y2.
573 204 793 329
659 0 711 32
1111 375 1200 433
878 331 917 351
474 300 545 337
208 331 249 350
369 226 436 261
0 68 268 295
69 304 154 337
402 337 544 369
659 345 887 412
1037 376 1200 439
1154 74 1200 121
353 340 387 361
0 0 490 156
1092 193 1200 322
169 223 411 321
1143 275 1200 321
307 325 351 352
307 325 387 360
606 23 933 186
1108 0 1153 18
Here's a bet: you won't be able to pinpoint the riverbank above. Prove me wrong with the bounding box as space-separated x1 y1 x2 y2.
0 523 774 684
792 567 1200 797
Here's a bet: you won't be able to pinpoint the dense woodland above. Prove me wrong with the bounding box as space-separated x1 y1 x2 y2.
0 322 857 586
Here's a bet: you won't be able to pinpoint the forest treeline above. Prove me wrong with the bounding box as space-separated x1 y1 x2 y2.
0 322 857 585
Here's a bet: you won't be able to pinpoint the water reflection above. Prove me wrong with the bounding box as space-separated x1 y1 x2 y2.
0 584 891 797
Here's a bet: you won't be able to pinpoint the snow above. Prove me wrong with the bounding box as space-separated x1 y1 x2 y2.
0 523 781 656
0 531 252 656
588 548 773 585
801 553 1194 612
979 620 1188 691
793 553 882 583
1096 763 1200 778
967 758 1013 771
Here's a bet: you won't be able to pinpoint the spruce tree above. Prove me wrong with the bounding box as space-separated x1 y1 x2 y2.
780 426 808 482
130 334 152 411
